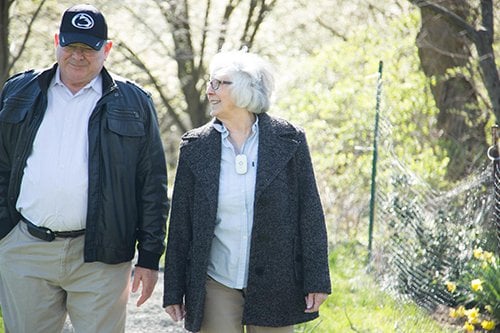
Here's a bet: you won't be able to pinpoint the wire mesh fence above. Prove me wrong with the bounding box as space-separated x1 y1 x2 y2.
371 115 497 312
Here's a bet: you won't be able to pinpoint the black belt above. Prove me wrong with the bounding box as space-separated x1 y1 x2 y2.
21 217 85 242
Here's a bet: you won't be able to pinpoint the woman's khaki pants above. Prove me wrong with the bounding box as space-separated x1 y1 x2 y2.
200 276 294 333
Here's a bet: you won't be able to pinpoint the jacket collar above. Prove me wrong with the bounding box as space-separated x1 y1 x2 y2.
37 63 116 95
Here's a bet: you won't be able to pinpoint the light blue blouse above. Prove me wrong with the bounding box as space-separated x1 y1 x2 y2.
207 117 259 289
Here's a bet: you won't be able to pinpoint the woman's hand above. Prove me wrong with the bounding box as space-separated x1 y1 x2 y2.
165 304 186 322
304 293 328 313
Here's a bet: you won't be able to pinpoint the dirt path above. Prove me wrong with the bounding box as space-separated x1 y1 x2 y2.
62 270 186 333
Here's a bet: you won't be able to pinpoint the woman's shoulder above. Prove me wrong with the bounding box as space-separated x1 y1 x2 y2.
260 113 305 137
179 120 217 148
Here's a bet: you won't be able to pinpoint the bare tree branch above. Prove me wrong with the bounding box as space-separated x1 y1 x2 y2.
124 2 172 56
8 0 47 74
117 40 188 133
197 0 211 77
217 0 240 51
1 0 46 85
316 17 348 41
240 0 276 48
113 0 277 130
0 0 15 84
164 0 208 127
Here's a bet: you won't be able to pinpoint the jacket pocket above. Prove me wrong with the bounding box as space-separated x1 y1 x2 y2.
0 96 32 124
293 235 304 284
106 108 145 137
107 118 145 137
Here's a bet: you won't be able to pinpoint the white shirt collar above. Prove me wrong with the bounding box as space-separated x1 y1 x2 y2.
212 116 259 139
51 66 102 96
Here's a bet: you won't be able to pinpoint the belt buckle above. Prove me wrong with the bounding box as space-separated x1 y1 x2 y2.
27 224 56 242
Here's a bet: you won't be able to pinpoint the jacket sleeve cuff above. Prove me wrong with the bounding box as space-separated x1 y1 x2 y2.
136 249 161 270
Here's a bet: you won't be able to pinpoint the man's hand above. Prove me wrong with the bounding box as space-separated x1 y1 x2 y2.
131 266 158 307
304 293 328 313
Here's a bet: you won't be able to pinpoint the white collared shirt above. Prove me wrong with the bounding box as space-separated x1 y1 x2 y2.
207 117 259 289
16 67 102 231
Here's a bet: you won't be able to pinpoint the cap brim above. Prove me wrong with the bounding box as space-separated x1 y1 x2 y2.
59 33 105 50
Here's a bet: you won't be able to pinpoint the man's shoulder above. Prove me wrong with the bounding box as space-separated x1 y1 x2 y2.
1 68 52 101
3 69 41 88
111 73 151 98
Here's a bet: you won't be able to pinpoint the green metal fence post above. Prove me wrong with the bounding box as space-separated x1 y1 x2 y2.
368 61 383 260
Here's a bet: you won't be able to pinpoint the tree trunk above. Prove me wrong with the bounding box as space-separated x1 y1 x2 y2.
0 0 12 86
415 0 489 180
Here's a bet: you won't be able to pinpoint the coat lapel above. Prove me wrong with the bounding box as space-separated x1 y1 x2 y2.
183 122 221 216
254 114 300 201
183 115 300 216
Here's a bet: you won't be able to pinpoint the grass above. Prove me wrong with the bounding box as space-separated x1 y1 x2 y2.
296 242 460 333
0 242 460 333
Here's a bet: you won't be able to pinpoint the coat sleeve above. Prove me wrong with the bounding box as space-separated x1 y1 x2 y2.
134 92 169 270
163 142 194 306
296 130 332 294
0 74 29 239
0 82 11 238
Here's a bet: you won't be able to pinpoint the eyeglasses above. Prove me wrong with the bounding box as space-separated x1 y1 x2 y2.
62 44 99 57
208 78 233 91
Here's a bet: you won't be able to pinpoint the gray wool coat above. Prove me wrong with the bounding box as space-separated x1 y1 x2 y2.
163 113 331 332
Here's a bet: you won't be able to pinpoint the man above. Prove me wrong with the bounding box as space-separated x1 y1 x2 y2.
0 4 168 333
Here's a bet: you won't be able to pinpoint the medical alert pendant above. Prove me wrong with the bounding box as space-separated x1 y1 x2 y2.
235 154 248 175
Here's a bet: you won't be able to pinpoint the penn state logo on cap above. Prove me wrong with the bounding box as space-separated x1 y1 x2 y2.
59 4 108 50
72 13 95 29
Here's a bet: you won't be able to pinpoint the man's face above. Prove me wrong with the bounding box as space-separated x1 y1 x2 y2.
55 34 112 91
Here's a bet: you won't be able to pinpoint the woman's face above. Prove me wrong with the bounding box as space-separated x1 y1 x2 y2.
206 76 237 119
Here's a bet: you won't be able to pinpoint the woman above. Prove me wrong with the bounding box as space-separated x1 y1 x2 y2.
163 50 331 333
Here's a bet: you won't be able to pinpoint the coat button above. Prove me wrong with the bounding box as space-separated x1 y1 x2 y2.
255 267 264 276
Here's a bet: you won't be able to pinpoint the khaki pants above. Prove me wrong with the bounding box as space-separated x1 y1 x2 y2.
201 277 294 333
0 222 132 333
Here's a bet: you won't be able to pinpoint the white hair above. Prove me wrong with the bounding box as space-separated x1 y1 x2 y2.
209 50 275 114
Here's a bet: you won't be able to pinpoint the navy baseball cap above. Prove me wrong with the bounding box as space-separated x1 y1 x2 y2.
59 4 108 50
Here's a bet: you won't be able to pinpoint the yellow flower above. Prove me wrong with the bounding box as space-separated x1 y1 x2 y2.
486 254 497 266
464 321 475 332
485 305 493 314
481 320 496 331
449 308 458 318
446 281 457 293
473 248 483 259
465 307 480 321
456 306 466 318
483 251 493 262
471 279 483 292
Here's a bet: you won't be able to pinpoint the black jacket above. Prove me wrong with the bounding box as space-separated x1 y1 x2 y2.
0 64 168 269
163 114 331 331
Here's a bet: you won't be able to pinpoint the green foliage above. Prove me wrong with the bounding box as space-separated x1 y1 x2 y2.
275 7 448 241
296 242 458 332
